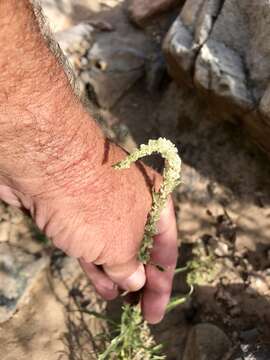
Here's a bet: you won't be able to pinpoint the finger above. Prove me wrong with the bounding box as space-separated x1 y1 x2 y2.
80 260 119 301
103 259 146 292
142 198 178 324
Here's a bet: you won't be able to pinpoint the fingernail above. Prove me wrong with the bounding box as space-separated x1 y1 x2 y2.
121 264 146 292
146 314 164 325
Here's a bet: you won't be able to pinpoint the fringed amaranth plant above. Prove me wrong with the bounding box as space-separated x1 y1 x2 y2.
113 138 182 264
99 138 182 360
98 305 165 360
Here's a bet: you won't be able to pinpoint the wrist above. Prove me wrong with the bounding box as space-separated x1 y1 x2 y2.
0 97 106 206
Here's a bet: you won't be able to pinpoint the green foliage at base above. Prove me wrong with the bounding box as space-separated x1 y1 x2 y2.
98 305 165 360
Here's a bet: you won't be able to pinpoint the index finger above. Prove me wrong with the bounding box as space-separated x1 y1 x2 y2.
141 198 178 324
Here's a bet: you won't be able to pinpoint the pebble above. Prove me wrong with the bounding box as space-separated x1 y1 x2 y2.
183 323 231 360
0 222 10 243
239 344 270 360
214 241 230 257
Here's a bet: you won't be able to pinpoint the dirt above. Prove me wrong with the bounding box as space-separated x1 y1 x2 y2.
110 81 270 359
82 0 270 357
1 0 270 359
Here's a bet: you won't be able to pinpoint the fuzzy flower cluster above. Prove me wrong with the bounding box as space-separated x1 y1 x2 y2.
113 138 181 263
98 304 165 360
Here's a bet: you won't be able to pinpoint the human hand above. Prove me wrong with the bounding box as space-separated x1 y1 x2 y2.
0 139 178 324
0 0 178 323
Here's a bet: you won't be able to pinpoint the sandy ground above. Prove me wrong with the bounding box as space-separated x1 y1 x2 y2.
0 1 270 359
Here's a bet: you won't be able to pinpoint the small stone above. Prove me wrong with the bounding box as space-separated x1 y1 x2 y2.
248 275 269 294
0 222 10 243
239 343 270 360
40 0 73 32
183 323 231 360
128 0 180 27
55 23 95 57
214 241 229 257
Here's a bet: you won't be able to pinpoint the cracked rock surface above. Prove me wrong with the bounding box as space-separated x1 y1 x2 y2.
163 0 270 155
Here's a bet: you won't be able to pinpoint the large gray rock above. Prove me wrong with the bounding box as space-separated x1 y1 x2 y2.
195 39 254 114
163 0 223 85
84 33 146 108
183 323 231 360
55 14 154 109
163 0 270 155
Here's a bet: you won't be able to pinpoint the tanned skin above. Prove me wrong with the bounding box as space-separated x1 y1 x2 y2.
0 1 178 324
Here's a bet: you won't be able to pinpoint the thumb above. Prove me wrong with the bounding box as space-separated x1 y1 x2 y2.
103 259 146 292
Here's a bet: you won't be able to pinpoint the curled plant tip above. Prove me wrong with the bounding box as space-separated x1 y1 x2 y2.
113 138 182 264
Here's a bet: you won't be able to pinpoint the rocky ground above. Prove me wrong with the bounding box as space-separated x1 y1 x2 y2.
1 1 270 359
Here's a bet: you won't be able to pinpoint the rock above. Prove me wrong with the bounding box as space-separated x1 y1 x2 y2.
0 222 10 243
55 23 95 97
40 0 101 32
163 0 223 85
213 241 229 257
40 0 73 32
55 23 148 108
55 23 95 77
163 0 270 157
55 23 95 55
54 5 155 109
236 344 270 360
85 33 146 108
128 0 181 27
194 39 254 113
248 274 269 295
183 323 231 360
163 17 195 85
0 243 49 323
82 6 157 110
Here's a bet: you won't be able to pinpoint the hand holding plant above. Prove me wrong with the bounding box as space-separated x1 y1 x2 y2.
0 0 179 327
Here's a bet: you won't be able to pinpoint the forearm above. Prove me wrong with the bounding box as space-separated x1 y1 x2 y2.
0 1 105 201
